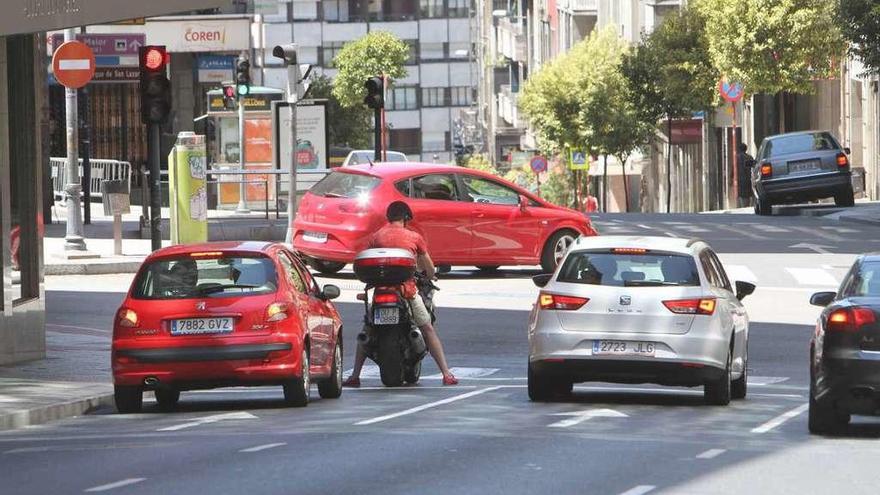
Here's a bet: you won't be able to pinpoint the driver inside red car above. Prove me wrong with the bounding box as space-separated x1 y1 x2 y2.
343 201 458 387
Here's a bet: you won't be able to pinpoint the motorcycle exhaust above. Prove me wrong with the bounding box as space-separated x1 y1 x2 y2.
408 329 427 358
144 376 159 387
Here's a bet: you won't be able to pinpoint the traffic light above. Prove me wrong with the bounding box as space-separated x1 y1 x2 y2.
235 56 251 97
222 84 237 110
364 76 384 109
138 45 171 124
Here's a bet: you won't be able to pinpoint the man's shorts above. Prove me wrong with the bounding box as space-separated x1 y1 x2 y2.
407 295 432 327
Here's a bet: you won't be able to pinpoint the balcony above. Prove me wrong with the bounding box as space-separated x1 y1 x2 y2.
498 84 523 128
558 0 598 14
497 18 527 63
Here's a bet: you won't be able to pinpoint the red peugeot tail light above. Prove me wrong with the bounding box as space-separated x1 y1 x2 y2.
374 292 400 305
538 292 589 310
663 298 717 315
266 302 290 322
827 307 876 332
117 308 139 328
760 162 772 178
836 153 849 167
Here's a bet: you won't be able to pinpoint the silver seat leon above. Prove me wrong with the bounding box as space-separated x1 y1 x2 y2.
528 236 755 405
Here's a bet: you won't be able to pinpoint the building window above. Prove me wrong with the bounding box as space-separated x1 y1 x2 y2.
448 0 469 18
450 86 473 106
389 129 422 155
321 41 346 67
449 41 471 59
422 131 447 152
404 40 418 65
292 0 320 20
420 0 445 17
420 42 446 61
387 86 419 110
422 87 447 107
371 0 418 21
323 0 351 21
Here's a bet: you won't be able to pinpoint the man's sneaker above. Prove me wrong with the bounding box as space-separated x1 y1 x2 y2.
442 374 459 386
342 376 361 388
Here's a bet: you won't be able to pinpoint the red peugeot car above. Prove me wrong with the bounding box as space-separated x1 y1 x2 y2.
112 241 343 412
292 163 598 274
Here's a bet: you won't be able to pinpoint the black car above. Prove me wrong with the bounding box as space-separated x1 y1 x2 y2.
751 131 854 215
809 254 880 434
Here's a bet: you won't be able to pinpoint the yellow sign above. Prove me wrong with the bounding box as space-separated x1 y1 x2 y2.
569 149 590 171
169 133 208 244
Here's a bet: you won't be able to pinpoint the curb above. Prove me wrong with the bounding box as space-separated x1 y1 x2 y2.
830 215 880 228
0 392 114 431
45 261 143 276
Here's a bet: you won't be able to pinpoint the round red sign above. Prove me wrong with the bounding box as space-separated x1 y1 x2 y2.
52 41 96 89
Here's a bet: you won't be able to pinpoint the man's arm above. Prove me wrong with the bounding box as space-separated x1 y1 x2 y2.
418 252 436 280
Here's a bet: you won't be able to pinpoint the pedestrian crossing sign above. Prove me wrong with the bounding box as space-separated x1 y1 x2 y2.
569 150 589 171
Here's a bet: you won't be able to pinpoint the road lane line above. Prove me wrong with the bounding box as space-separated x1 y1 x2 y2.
239 442 286 453
354 386 504 425
619 485 656 495
84 478 146 492
695 448 726 459
157 412 257 432
785 268 838 287
715 224 765 240
751 403 809 434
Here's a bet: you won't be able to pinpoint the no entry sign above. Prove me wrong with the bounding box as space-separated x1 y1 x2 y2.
52 41 96 89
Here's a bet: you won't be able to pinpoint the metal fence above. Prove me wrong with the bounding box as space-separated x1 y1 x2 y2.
50 158 131 199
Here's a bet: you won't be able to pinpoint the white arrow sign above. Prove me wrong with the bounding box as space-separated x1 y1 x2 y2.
157 411 257 431
790 243 834 255
547 408 628 428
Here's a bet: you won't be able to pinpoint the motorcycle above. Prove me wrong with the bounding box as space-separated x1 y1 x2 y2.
353 248 435 387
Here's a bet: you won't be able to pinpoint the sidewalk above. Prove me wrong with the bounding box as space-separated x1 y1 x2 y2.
702 198 880 225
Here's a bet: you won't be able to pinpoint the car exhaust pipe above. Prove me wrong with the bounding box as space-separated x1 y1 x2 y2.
408 329 427 359
144 376 159 387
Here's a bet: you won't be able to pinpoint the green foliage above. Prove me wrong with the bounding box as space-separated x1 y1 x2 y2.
540 166 575 208
462 154 497 174
837 0 880 75
622 6 719 123
694 0 845 95
307 75 371 148
331 31 409 108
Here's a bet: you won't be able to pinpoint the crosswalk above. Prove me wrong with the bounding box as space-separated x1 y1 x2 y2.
592 220 862 238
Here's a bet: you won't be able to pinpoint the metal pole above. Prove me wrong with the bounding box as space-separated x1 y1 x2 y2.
81 85 91 224
63 28 86 251
149 123 162 251
236 98 250 213
286 101 298 244
374 108 382 161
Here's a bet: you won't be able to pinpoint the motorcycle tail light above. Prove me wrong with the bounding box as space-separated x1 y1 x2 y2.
374 292 400 305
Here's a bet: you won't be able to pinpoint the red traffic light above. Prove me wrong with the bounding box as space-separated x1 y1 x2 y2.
142 47 169 71
223 85 236 98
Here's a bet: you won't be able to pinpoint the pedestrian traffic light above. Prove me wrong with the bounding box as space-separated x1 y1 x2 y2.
364 76 384 109
222 84 237 110
235 56 251 97
138 45 171 124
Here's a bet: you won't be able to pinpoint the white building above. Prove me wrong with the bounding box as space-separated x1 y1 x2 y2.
254 0 477 162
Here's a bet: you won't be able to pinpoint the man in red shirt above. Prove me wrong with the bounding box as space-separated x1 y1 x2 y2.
343 201 458 386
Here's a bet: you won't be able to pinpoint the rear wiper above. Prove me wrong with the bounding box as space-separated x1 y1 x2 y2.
198 284 259 295
624 280 680 287
322 192 346 198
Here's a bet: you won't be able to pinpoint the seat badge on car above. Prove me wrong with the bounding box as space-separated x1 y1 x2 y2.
196 301 207 311
620 296 631 306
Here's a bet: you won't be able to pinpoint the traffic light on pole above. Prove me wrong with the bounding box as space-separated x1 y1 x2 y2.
364 76 384 109
235 56 251 98
138 45 171 124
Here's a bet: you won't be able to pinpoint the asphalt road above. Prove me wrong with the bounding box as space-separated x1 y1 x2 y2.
4 212 880 494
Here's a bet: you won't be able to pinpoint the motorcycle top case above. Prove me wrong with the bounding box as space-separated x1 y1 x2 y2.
353 248 416 285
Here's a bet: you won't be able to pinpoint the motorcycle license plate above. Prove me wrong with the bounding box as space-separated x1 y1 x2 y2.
374 307 400 325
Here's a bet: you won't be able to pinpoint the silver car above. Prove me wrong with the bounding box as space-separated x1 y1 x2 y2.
528 236 755 405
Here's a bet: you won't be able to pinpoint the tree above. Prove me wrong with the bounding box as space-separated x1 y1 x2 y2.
307 75 371 148
622 7 718 212
462 153 497 174
695 0 845 129
331 31 409 108
837 0 880 75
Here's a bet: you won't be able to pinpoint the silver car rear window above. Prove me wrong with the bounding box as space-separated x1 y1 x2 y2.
765 132 840 157
557 251 700 287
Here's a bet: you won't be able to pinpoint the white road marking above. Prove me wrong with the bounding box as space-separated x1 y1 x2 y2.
789 225 844 242
84 478 146 492
157 412 257 432
752 224 789 233
619 485 656 495
354 386 503 425
789 242 834 255
715 224 765 240
636 224 655 230
751 403 809 434
695 448 726 459
239 442 286 453
664 232 679 238
724 264 758 283
785 267 838 287
423 367 500 379
748 376 789 386
548 408 628 428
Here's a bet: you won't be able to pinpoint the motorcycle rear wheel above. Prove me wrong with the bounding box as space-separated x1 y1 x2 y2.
378 333 405 387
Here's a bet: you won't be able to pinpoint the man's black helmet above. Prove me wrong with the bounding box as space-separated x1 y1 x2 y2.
386 201 413 222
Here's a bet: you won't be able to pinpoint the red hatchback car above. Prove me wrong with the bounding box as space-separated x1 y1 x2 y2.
292 163 597 274
112 242 343 412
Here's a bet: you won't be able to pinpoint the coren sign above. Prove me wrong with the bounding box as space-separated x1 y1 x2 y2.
5 0 222 36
